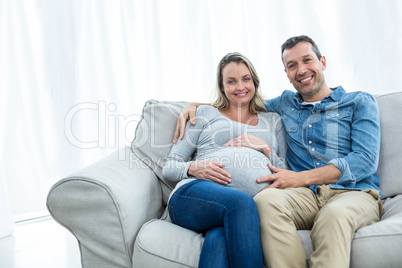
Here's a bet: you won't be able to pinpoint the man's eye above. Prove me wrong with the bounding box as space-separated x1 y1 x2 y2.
288 64 295 69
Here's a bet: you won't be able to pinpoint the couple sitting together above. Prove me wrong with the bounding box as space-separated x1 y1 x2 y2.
161 35 383 268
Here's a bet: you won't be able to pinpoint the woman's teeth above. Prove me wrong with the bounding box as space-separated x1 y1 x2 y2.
235 92 247 97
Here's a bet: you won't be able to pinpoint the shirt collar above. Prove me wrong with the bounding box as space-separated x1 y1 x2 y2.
326 86 345 102
293 86 345 105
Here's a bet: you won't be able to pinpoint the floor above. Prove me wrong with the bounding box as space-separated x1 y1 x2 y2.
0 217 81 268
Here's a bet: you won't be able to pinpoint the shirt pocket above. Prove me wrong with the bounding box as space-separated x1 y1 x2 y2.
325 108 353 138
283 109 301 133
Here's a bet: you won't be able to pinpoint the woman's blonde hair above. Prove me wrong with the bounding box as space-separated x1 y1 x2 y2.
212 52 266 114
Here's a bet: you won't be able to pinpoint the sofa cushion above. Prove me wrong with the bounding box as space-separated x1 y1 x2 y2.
350 195 402 267
132 219 203 268
131 100 188 193
132 219 317 268
375 92 402 198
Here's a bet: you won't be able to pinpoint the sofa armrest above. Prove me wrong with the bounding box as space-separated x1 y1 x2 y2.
47 147 164 268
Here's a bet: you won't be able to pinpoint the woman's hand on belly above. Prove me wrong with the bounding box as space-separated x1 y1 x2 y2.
224 133 272 158
188 160 232 185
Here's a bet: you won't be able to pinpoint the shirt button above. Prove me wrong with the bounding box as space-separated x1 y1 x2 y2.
309 141 312 144
309 125 312 128
317 163 320 165
311 148 315 151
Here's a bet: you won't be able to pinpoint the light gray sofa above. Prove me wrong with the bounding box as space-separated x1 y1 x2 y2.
47 92 402 267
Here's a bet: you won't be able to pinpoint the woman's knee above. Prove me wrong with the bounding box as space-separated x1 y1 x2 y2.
223 191 260 223
205 227 226 247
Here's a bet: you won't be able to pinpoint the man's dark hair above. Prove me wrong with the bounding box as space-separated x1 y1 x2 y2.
281 35 322 67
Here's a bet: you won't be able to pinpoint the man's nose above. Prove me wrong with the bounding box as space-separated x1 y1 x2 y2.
297 64 307 75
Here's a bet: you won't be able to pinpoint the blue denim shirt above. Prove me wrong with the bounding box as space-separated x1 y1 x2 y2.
265 86 382 197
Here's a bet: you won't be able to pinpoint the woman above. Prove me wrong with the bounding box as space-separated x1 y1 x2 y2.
162 52 287 267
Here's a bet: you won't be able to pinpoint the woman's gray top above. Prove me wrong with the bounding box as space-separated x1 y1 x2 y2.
162 105 288 198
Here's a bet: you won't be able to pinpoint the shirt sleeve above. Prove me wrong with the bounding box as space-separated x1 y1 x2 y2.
264 92 289 114
264 99 276 113
271 113 288 169
328 93 381 187
162 108 208 183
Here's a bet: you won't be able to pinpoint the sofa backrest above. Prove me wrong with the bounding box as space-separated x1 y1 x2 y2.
375 91 402 198
131 92 402 202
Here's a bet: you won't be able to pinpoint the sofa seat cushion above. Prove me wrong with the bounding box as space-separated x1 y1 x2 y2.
133 197 402 268
132 219 204 268
133 220 316 268
350 195 402 267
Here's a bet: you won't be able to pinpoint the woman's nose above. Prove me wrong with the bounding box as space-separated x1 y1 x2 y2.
237 81 245 90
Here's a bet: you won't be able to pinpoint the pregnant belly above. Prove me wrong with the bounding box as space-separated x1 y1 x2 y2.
199 147 273 197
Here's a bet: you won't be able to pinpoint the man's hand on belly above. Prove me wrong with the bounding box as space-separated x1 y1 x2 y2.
256 163 310 189
256 163 341 189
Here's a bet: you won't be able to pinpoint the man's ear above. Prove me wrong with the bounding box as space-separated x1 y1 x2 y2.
320 56 327 71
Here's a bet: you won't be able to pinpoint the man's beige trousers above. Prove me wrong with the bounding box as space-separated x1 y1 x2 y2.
254 186 383 268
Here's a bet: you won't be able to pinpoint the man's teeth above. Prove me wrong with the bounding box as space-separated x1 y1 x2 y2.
300 77 312 83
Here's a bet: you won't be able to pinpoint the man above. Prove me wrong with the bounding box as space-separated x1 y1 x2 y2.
173 35 383 267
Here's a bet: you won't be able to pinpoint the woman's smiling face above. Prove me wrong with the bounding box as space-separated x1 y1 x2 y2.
222 62 255 108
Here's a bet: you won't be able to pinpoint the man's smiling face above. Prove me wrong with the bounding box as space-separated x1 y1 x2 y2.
283 41 327 101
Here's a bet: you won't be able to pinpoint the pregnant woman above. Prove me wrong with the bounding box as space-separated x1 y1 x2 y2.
162 52 287 268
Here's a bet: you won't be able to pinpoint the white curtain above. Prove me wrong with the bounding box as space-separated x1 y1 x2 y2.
1 0 401 218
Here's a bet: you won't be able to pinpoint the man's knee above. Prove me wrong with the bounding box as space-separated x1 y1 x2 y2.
314 205 357 236
319 205 350 222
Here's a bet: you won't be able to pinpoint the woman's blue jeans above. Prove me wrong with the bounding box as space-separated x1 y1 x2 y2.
168 180 264 268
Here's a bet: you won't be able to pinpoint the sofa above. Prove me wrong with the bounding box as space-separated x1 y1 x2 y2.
47 91 402 267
